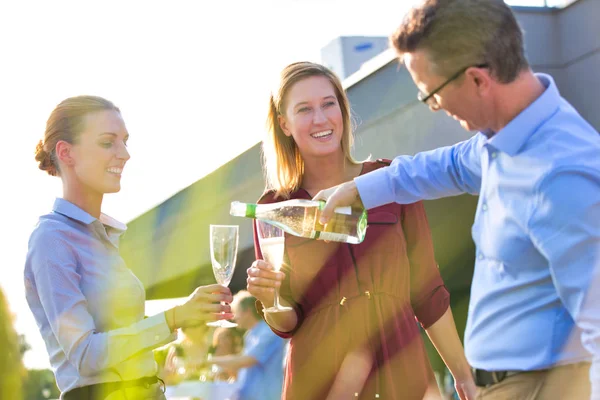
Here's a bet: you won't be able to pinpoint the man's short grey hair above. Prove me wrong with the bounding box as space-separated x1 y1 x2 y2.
390 0 529 83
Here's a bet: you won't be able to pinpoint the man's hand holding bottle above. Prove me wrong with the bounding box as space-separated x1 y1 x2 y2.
313 180 362 225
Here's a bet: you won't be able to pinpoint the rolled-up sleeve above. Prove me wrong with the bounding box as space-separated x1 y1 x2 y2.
529 168 600 399
27 232 175 376
402 201 450 329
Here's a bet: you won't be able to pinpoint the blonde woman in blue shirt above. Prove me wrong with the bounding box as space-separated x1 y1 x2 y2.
25 95 234 400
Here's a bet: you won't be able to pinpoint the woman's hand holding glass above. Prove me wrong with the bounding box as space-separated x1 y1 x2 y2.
167 284 234 330
247 261 298 333
246 260 285 308
255 221 292 313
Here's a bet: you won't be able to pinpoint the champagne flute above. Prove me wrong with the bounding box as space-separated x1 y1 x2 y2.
207 225 238 328
256 221 293 313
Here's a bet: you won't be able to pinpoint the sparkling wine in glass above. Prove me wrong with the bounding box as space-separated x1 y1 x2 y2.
256 221 293 313
207 224 238 328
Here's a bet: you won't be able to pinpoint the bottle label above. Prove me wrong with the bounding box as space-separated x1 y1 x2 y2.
317 232 349 242
316 200 351 216
334 206 351 215
310 230 349 242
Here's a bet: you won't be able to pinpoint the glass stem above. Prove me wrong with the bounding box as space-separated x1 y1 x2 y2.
273 287 282 309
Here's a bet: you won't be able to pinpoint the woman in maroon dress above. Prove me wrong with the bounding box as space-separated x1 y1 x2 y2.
247 61 475 400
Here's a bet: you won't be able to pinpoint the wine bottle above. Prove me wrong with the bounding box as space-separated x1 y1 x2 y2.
230 199 367 244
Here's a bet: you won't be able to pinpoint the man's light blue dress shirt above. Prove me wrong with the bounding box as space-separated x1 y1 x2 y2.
355 74 600 396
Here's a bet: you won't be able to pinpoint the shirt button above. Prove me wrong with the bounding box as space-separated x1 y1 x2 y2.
491 152 498 159
482 203 488 212
478 253 484 260
154 335 160 341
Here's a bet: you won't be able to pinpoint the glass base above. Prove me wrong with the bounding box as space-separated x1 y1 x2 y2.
206 319 238 328
263 305 293 313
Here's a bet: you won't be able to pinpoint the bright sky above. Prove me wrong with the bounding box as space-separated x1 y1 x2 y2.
0 0 560 371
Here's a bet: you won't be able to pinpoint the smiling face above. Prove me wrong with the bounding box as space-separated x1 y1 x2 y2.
64 109 130 196
278 75 344 159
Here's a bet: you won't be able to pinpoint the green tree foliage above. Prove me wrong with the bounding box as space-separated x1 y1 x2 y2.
0 287 24 399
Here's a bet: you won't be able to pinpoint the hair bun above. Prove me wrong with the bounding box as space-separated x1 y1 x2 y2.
34 140 57 176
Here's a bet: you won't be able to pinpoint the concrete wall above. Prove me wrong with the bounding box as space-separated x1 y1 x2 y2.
119 145 265 297
321 36 390 80
555 0 600 128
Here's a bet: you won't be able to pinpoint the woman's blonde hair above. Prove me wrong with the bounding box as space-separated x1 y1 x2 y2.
263 61 360 199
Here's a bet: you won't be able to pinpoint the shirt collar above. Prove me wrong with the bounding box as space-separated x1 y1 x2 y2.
487 73 560 156
99 213 127 232
52 198 127 232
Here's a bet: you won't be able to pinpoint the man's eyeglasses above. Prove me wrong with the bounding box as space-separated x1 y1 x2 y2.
417 63 489 110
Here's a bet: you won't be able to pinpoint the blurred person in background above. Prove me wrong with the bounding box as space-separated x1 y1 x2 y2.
24 95 234 400
315 1 600 399
207 326 244 382
161 325 212 385
246 61 475 400
209 290 286 400
160 323 242 384
211 326 243 358
0 286 23 400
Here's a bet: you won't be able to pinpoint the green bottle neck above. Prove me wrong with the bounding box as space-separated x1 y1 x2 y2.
245 203 257 218
230 201 257 218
